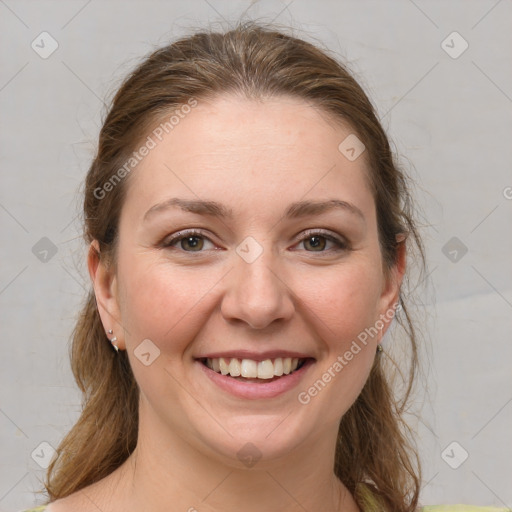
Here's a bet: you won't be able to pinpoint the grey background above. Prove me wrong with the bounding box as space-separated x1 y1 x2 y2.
1 0 511 510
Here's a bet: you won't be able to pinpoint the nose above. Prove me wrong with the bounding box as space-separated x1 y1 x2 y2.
220 246 295 330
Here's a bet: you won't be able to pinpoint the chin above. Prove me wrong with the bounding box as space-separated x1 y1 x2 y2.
192 412 316 469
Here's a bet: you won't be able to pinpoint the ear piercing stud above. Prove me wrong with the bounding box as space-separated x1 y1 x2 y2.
376 344 383 353
107 329 119 352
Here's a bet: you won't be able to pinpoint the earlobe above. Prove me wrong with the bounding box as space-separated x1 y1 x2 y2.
87 240 124 350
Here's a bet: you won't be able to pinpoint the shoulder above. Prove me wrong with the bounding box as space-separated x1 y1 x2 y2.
422 507 511 511
19 500 80 512
18 504 511 512
355 483 510 512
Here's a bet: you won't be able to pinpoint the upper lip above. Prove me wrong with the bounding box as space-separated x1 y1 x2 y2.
195 350 315 362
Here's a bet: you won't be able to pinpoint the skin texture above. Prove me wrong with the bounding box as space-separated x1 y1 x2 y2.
52 94 405 512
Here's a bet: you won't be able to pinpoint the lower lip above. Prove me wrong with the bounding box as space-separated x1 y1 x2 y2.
195 359 315 400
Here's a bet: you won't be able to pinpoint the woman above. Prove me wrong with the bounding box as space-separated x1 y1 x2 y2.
20 21 505 512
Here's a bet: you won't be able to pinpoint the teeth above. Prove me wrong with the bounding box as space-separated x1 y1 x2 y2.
257 360 274 379
241 359 258 378
205 357 302 378
229 358 241 376
273 357 283 376
219 357 230 375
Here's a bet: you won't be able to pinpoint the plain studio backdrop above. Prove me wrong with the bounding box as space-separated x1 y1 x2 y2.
1 1 511 510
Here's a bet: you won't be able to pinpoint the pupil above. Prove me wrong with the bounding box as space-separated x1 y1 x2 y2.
184 236 203 250
308 236 325 250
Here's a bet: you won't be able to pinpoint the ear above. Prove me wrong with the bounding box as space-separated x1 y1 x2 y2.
376 237 407 342
87 240 125 350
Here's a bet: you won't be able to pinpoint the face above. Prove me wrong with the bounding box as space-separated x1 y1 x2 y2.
90 94 404 467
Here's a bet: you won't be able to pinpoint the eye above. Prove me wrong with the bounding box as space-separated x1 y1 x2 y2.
161 228 350 254
294 230 349 253
162 229 216 252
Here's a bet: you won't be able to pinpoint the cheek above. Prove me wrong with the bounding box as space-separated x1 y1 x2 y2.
117 254 219 352
304 297 379 417
298 261 382 347
293 262 381 406
116 254 222 406
117 250 382 351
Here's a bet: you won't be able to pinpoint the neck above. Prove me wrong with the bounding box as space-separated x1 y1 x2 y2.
106 404 360 512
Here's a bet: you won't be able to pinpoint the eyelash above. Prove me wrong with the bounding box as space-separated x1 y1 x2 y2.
161 229 350 255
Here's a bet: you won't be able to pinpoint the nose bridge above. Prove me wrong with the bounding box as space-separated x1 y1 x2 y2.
221 235 294 329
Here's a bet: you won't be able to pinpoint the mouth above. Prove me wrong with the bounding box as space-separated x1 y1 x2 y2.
197 356 310 382
194 356 316 399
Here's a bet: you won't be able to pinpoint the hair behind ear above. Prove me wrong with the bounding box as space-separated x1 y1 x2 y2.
44 292 139 500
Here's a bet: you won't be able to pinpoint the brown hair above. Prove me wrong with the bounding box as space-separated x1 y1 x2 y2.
44 20 425 511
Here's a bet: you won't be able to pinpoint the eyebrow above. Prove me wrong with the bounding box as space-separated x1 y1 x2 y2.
143 197 365 223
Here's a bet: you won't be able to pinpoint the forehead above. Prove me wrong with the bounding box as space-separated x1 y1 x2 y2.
123 94 374 221
150 94 361 165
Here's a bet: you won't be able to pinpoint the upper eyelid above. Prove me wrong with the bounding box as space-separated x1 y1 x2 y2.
162 229 213 245
296 228 346 241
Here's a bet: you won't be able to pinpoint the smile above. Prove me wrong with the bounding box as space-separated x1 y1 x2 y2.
195 356 316 399
201 356 306 380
